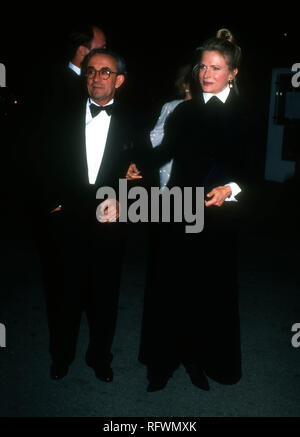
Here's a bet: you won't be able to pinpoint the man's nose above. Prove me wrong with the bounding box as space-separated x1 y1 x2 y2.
93 71 103 81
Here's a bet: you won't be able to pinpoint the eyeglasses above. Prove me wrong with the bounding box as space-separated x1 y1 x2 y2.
86 66 119 80
198 64 226 73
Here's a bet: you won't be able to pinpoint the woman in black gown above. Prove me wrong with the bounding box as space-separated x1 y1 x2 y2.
136 29 255 392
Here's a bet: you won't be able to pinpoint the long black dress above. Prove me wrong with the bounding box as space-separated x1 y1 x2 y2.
138 90 255 384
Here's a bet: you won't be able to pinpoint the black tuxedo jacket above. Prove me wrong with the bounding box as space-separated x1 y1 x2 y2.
22 62 85 127
46 64 86 117
33 99 142 224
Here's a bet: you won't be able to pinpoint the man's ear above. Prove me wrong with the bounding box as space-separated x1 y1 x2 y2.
115 74 125 89
78 45 90 58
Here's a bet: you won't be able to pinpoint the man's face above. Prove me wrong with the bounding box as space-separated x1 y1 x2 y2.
90 27 106 50
87 54 124 106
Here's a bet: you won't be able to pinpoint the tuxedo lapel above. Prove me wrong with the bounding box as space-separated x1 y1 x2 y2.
94 103 124 187
74 101 90 185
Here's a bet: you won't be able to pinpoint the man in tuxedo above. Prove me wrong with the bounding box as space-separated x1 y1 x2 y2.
56 24 106 102
35 48 141 382
66 24 106 72
23 24 106 125
42 24 107 119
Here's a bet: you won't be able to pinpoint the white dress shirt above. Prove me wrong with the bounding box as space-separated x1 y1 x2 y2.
68 62 81 76
85 98 114 185
202 84 231 104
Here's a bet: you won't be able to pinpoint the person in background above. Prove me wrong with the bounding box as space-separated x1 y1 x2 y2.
46 24 107 116
150 64 193 189
67 24 106 73
24 24 107 121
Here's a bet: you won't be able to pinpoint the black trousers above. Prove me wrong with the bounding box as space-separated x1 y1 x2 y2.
139 219 242 384
37 211 125 367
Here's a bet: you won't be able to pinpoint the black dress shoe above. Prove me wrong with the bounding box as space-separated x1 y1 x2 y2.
184 363 210 391
86 357 113 382
147 375 170 392
50 363 69 380
147 367 172 392
189 372 210 390
94 366 113 382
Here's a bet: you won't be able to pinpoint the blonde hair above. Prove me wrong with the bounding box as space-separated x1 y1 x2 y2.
216 28 235 42
194 28 241 72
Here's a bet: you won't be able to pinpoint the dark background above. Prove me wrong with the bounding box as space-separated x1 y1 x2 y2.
0 10 299 232
1 8 300 421
1 11 299 118
1 9 299 213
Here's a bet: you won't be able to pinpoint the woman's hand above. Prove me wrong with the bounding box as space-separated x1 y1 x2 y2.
205 185 232 207
126 163 142 180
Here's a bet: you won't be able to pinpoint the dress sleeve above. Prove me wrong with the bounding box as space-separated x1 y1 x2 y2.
150 102 172 147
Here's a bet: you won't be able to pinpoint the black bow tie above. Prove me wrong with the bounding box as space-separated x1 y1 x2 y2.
89 103 114 117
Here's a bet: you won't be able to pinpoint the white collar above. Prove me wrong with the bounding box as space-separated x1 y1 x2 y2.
68 62 81 76
86 98 115 122
88 98 114 107
203 85 230 104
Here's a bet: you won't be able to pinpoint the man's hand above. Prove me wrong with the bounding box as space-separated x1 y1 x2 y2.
205 185 232 207
96 199 120 223
126 163 142 180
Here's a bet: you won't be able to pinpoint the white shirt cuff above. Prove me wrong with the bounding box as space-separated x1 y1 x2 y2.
224 182 241 202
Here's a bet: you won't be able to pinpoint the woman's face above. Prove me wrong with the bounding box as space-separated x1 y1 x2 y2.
199 50 237 94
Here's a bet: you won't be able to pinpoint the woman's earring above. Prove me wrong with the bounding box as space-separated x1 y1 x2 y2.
228 79 234 88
